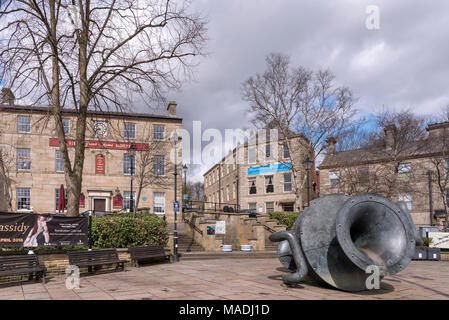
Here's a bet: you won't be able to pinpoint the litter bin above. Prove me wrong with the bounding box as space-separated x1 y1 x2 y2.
427 248 441 261
413 248 427 260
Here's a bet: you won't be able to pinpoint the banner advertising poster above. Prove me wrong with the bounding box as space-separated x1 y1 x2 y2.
0 212 88 247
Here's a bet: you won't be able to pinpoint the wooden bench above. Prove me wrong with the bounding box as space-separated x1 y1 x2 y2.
0 255 46 284
67 249 128 273
128 246 171 267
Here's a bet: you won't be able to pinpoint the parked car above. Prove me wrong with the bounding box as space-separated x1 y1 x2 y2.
80 210 112 216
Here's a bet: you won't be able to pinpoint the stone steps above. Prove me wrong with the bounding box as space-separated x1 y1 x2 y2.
179 251 278 261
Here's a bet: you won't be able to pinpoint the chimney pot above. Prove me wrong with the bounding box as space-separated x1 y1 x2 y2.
1 88 15 105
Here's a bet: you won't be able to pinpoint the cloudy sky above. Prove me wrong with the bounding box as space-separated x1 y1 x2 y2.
163 0 449 182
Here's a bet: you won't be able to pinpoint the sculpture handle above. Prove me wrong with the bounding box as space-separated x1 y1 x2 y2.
269 231 308 285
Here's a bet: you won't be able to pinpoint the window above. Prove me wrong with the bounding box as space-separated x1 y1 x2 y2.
62 119 70 135
248 147 256 164
282 202 294 212
358 167 369 185
123 153 136 175
265 145 271 158
17 188 31 210
233 182 237 199
153 155 165 176
265 175 274 193
123 191 136 211
153 192 165 214
398 193 413 211
17 148 31 171
248 202 257 211
283 143 290 158
226 185 230 201
17 116 31 133
284 173 292 192
124 122 136 139
55 150 64 172
248 177 257 195
398 163 412 181
55 188 68 211
153 125 165 140
266 202 275 213
330 171 340 188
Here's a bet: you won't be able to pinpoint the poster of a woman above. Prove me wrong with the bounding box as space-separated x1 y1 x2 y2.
23 215 51 247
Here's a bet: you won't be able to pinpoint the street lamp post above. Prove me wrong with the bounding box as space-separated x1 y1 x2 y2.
129 144 136 217
304 156 313 208
170 132 181 262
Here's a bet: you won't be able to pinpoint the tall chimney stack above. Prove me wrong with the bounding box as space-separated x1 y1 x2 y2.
167 101 177 116
326 137 337 155
1 88 15 105
384 124 397 150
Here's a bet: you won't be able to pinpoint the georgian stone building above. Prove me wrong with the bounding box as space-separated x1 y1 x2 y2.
319 122 449 229
203 133 317 213
0 88 182 222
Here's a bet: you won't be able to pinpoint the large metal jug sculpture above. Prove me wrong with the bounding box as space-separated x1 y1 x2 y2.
270 194 422 291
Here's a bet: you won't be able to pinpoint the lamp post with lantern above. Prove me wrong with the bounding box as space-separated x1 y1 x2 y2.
304 156 313 208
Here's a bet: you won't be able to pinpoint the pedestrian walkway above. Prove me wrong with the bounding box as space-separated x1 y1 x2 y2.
0 259 448 300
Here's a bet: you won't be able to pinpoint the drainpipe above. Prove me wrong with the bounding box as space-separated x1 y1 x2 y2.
428 170 434 226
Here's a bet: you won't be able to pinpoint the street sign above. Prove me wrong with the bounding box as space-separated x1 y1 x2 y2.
183 194 188 200
142 197 147 201
174 201 180 212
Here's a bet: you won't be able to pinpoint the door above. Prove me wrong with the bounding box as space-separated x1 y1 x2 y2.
93 198 106 212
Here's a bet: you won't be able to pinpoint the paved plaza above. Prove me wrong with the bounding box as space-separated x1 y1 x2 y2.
0 258 448 300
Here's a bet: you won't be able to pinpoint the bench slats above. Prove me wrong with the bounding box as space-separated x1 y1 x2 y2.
128 246 171 267
67 249 128 272
0 255 46 283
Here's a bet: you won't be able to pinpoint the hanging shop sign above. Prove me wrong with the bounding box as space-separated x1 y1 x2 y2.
0 213 88 247
95 154 105 174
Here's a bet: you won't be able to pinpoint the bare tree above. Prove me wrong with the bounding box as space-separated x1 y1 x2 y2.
242 53 358 208
0 0 207 216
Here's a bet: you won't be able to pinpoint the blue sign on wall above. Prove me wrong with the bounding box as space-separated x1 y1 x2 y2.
247 162 292 175
173 201 180 212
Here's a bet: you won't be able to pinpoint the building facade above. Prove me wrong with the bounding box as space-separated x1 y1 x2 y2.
203 133 316 213
319 123 449 229
0 91 182 222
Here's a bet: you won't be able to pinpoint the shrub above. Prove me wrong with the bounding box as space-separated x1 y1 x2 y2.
269 211 301 230
91 213 168 248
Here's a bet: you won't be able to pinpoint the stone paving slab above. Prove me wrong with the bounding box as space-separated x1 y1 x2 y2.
0 259 448 300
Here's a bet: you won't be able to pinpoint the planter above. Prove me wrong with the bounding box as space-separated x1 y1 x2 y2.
427 248 441 261
221 245 232 252
240 245 252 252
413 248 427 260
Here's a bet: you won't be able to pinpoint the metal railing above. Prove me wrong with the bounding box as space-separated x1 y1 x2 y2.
184 200 240 213
183 216 203 236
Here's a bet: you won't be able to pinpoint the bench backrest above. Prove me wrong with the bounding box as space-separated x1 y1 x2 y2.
128 246 166 259
0 255 40 271
67 249 119 265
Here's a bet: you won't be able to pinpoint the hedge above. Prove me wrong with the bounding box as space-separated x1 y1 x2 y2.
91 213 168 248
269 211 301 230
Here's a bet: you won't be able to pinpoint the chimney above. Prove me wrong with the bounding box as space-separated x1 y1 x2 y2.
384 124 397 150
167 101 177 116
326 137 337 155
427 122 449 139
1 88 15 105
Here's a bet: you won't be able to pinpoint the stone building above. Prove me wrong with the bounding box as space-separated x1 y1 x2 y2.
203 132 316 213
319 122 449 229
0 89 182 221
